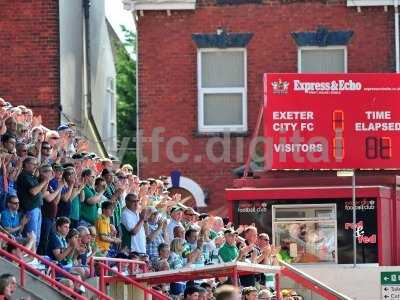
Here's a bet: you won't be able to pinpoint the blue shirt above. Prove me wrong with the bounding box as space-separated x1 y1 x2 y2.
47 232 70 265
57 186 71 218
0 175 16 196
0 209 21 233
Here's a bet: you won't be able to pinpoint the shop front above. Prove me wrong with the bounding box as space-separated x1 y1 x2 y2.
226 181 396 265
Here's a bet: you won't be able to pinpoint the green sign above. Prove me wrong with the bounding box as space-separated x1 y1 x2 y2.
381 272 400 285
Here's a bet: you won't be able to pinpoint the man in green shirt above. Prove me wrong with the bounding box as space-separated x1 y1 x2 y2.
80 169 104 225
218 229 239 262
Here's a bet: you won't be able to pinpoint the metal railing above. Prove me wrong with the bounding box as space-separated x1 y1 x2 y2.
88 256 148 278
0 232 112 300
94 259 169 300
279 260 353 300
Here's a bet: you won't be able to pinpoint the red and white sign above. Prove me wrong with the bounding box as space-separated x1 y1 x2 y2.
264 73 400 169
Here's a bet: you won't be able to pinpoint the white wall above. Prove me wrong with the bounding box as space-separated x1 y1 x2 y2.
294 265 400 300
59 0 84 126
59 0 117 156
89 0 118 156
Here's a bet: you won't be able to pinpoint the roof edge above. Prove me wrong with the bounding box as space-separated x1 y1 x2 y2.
122 0 196 11
347 0 395 7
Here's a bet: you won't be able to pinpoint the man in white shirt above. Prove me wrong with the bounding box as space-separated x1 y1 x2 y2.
121 193 149 254
166 206 183 243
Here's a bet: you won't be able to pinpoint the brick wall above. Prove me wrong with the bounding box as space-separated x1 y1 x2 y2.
0 0 60 129
137 2 394 212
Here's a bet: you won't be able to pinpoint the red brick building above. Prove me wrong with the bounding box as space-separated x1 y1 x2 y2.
0 0 118 156
0 0 60 128
126 0 397 213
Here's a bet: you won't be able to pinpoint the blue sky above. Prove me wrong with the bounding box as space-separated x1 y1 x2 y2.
105 0 136 42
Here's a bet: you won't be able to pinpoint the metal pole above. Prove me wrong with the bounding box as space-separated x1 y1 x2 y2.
275 273 281 300
352 169 357 268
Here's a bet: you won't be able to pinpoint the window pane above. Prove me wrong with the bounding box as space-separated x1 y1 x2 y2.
201 51 244 88
204 93 243 126
274 222 336 263
275 207 335 220
301 49 345 73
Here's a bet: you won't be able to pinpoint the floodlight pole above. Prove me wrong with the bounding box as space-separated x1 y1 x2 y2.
352 169 357 268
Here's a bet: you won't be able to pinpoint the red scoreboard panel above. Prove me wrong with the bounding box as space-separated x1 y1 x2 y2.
264 73 400 170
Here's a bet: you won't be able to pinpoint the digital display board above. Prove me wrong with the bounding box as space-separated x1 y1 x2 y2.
264 73 400 169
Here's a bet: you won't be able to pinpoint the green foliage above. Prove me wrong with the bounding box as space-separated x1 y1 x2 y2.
116 26 136 169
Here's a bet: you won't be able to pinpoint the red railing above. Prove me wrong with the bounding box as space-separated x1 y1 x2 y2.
0 246 85 300
279 260 352 300
0 232 112 300
89 256 148 278
95 260 169 300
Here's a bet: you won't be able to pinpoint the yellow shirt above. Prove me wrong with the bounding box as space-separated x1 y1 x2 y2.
95 214 111 252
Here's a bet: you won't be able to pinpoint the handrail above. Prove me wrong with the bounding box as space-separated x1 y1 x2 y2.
0 247 85 300
0 232 112 300
279 260 353 300
96 261 170 300
89 256 148 278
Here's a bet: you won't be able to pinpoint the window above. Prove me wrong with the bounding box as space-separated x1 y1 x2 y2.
272 204 337 264
197 49 247 133
298 46 347 73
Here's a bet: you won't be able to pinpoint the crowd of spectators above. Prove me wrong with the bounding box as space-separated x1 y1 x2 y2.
0 98 302 300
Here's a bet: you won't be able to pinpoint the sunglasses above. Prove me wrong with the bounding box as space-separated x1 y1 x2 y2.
50 136 59 140
42 147 51 150
9 201 19 205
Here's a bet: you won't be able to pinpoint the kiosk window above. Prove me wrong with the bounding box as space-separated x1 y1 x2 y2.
272 204 337 264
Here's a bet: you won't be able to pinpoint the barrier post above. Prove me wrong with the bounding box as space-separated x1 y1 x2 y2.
275 273 281 300
99 263 105 294
19 264 25 287
232 266 238 286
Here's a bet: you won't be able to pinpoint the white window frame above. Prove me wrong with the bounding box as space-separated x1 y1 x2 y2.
272 204 338 264
298 46 348 73
197 48 247 133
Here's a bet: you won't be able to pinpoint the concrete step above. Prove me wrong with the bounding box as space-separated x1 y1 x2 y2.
0 257 71 300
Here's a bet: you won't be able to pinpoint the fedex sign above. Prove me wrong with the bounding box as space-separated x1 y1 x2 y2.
264 73 400 170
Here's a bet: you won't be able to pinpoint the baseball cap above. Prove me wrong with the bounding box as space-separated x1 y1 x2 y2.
224 228 236 235
52 163 64 172
170 206 183 214
184 207 199 216
57 124 69 131
72 153 84 160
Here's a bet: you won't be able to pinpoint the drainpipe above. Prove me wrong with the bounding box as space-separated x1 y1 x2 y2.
133 13 140 176
82 0 108 157
395 0 400 73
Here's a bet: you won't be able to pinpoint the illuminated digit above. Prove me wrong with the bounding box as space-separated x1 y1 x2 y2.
332 110 344 132
380 137 392 159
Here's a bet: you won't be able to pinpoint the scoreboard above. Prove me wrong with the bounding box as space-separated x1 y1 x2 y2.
263 73 400 170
